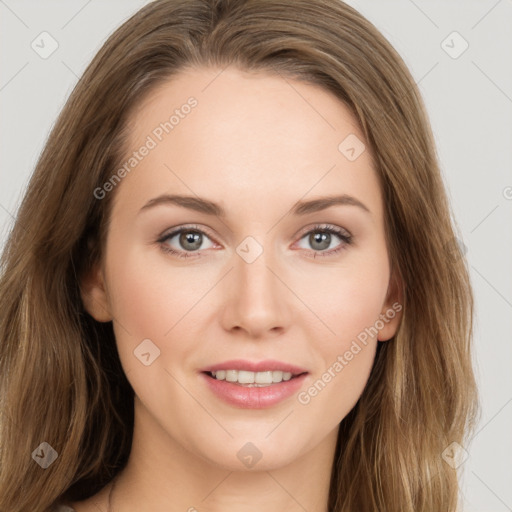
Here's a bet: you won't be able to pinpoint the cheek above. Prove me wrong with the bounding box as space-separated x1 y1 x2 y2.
294 263 385 419
297 339 377 432
295 253 389 344
103 244 205 389
292 252 388 421
104 247 201 410
106 244 203 338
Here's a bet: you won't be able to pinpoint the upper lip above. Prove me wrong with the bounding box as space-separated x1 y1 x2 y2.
200 359 308 375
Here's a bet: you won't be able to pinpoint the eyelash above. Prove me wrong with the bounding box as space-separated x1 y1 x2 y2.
156 223 353 260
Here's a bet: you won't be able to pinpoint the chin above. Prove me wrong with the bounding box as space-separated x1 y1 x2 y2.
192 435 305 473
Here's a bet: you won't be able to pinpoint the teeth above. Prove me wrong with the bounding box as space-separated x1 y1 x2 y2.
210 369 294 386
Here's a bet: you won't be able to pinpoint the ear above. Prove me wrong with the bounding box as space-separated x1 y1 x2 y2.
80 262 113 323
377 269 404 342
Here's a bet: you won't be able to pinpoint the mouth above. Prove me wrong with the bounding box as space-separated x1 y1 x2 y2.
200 369 309 409
202 369 308 388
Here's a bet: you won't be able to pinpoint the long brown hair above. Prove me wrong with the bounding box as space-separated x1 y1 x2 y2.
0 1 479 510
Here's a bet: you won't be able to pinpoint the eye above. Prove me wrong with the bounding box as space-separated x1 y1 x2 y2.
157 225 216 259
295 224 353 258
157 223 353 260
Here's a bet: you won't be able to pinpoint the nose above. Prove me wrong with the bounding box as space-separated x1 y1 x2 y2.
220 243 290 338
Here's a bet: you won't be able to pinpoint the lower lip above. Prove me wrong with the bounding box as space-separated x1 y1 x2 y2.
200 372 308 409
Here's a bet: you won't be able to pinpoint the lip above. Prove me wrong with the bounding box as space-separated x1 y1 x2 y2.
200 371 308 409
199 359 308 375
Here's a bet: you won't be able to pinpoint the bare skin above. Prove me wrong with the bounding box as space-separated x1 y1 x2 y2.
75 66 402 512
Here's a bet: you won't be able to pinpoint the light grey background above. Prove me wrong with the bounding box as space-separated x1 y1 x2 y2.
1 1 511 510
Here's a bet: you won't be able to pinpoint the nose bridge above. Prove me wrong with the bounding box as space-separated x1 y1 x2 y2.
223 234 287 335
236 235 279 305
238 243 274 295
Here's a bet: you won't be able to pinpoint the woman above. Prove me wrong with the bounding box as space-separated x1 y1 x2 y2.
0 0 479 511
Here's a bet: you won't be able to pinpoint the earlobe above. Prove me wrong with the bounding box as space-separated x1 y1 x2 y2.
377 271 404 342
80 264 113 322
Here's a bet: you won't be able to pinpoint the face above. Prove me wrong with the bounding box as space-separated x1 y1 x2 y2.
82 65 402 471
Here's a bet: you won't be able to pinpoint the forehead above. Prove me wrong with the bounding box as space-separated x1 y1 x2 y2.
115 65 382 222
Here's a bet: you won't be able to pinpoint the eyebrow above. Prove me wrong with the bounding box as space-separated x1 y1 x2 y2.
138 193 371 217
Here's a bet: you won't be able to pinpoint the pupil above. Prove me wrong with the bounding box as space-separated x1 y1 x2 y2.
310 232 330 251
180 231 202 251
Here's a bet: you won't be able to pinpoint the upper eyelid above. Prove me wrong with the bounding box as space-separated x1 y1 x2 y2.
159 224 219 244
295 223 351 239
